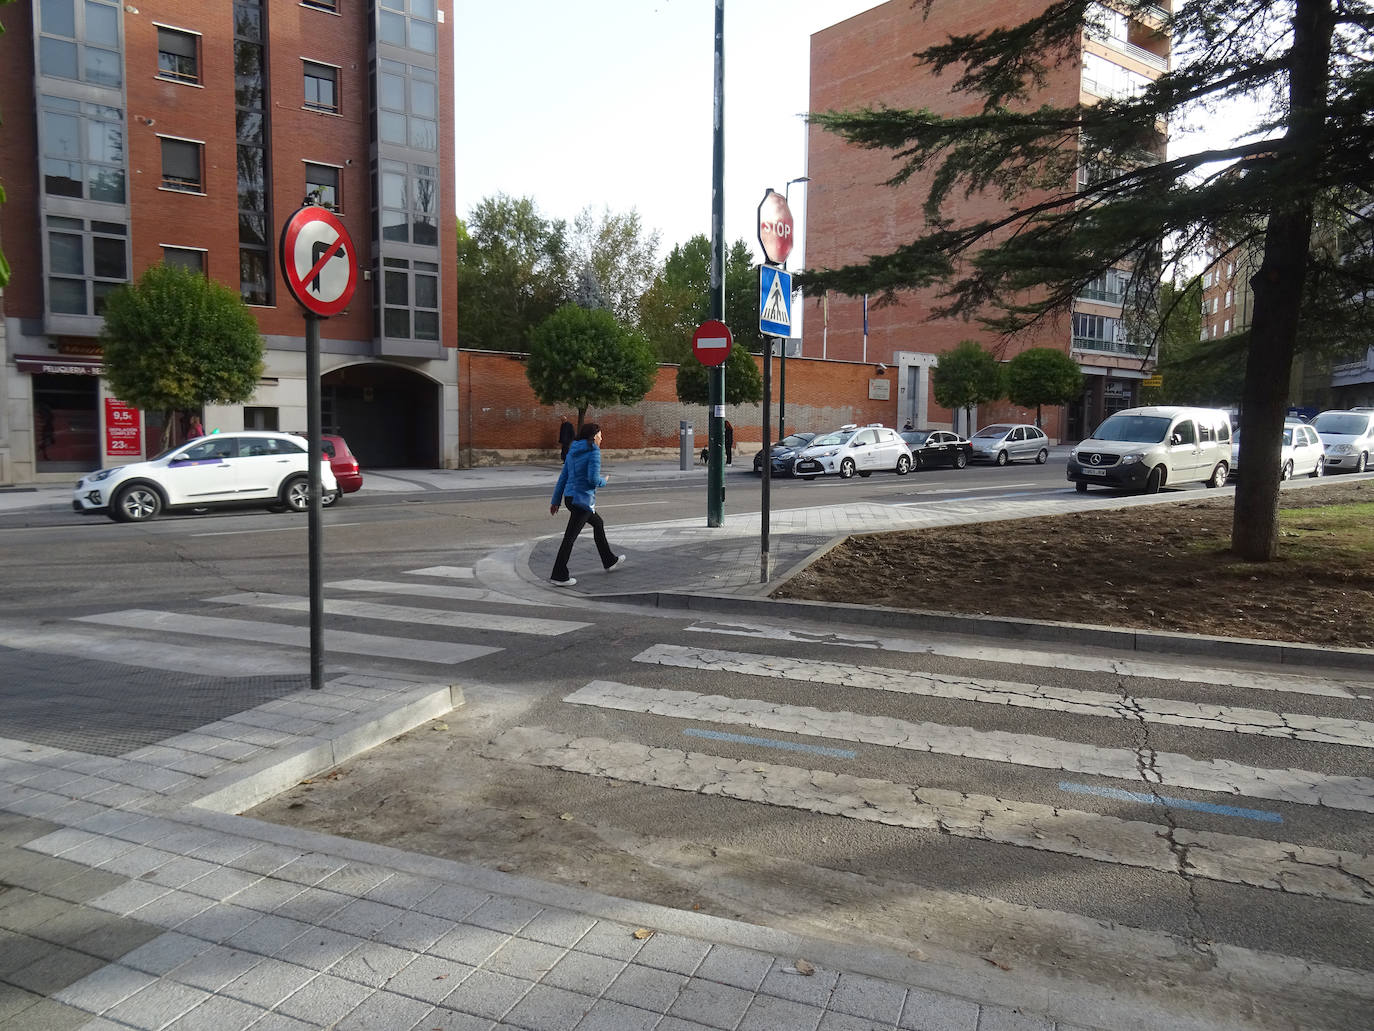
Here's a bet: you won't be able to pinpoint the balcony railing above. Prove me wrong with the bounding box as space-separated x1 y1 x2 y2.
1072 336 1154 357
1086 27 1169 71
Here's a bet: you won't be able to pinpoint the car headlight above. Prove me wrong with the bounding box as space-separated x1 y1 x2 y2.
1068 450 1078 461
1118 452 1146 465
819 448 840 457
1332 443 1353 454
88 468 116 482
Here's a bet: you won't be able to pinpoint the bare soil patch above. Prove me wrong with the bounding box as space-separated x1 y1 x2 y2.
774 479 1374 650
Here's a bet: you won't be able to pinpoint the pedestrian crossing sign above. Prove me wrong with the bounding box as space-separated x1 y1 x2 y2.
759 265 792 337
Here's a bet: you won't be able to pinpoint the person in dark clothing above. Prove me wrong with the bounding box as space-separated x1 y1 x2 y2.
724 419 734 464
557 415 575 461
548 423 626 586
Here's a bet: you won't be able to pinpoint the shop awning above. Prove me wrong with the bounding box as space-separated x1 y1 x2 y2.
14 354 104 375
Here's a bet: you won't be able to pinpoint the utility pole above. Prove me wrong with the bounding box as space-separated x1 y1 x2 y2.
707 0 726 527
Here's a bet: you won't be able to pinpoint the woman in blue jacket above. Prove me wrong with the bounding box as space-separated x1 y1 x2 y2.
549 423 626 586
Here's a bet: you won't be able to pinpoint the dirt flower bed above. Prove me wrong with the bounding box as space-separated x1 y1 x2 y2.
773 479 1374 649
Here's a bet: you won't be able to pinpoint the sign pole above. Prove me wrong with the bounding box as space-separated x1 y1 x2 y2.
305 314 324 691
760 336 772 583
707 0 725 528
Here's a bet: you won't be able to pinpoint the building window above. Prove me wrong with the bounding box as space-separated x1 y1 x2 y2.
162 246 206 274
160 137 204 192
305 162 341 210
40 96 126 204
1224 288 1233 308
302 0 337 10
244 406 279 430
378 159 438 245
237 0 273 305
381 256 440 341
156 26 200 84
303 61 339 113
1082 52 1151 100
38 0 122 87
46 215 128 317
1078 268 1129 304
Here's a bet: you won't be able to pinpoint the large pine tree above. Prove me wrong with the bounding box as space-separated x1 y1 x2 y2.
804 0 1374 560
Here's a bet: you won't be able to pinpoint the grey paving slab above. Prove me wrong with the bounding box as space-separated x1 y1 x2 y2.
272 972 373 1025
441 967 533 1021
631 931 710 977
501 982 595 1031
738 992 825 1031
482 937 566 982
542 950 626 998
665 977 754 1029
331 988 434 1031
897 984 980 1030
604 963 687 1012
570 997 659 1031
381 953 473 1005
161 993 270 1031
828 971 910 1024
329 940 419 988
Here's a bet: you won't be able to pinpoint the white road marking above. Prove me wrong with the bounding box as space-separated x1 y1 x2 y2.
406 566 475 579
488 726 1374 906
190 522 363 537
204 592 588 636
685 619 1372 700
564 680 1374 814
636 644 1374 749
74 610 498 664
0 624 303 676
326 578 538 607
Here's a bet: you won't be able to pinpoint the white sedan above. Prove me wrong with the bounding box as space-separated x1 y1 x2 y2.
73 431 338 523
793 424 913 479
1230 421 1325 480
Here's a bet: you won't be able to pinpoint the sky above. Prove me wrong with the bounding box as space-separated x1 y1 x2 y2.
452 0 883 267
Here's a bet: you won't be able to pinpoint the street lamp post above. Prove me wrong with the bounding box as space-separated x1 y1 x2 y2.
779 175 809 439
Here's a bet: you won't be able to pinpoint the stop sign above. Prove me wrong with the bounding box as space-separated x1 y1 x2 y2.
691 319 732 367
757 188 794 266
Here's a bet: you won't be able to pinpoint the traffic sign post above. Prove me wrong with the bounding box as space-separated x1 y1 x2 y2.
279 205 358 689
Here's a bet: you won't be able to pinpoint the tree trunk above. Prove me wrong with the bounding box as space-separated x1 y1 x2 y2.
1230 0 1335 562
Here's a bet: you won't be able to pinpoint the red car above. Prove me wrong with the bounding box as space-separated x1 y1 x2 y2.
312 433 363 504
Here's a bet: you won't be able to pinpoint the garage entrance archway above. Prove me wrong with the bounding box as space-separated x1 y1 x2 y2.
322 363 440 468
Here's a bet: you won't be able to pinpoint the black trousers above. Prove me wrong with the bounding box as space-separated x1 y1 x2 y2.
551 499 616 580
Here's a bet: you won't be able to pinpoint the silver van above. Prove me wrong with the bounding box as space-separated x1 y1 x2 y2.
1067 406 1233 493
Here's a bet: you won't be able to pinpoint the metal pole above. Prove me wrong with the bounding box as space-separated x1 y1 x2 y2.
707 0 725 528
760 336 773 582
305 314 324 690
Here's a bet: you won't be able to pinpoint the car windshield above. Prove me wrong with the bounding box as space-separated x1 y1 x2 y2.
777 434 810 448
1091 414 1172 443
810 430 856 446
971 426 1011 439
1313 413 1372 435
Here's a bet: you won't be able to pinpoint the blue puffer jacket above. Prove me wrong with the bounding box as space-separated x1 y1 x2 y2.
551 438 606 511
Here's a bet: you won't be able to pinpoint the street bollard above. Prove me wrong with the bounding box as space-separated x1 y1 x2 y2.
679 421 694 470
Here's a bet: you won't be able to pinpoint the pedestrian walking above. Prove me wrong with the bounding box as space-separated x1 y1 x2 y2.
557 414 575 461
549 423 625 587
724 419 734 465
187 415 205 439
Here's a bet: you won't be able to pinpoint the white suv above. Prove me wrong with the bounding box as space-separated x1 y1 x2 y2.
73 431 338 522
1311 410 1374 473
793 424 913 480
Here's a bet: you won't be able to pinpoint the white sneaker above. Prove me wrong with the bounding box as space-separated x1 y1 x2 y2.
550 576 577 587
606 555 627 572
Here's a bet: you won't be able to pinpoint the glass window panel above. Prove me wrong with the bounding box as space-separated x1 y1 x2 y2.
236 110 263 144
85 47 122 86
235 44 264 108
40 38 79 79
234 4 261 41
415 259 437 272
88 166 125 203
380 111 406 145
382 171 406 208
384 307 410 337
43 159 83 197
93 235 125 279
382 211 409 242
414 310 438 340
412 217 437 246
383 256 409 268
384 270 408 305
162 139 201 187
412 0 435 18
411 20 436 53
380 72 405 109
304 63 338 111
43 111 82 160
409 117 437 150
158 27 197 59
239 213 268 247
93 280 120 315
305 163 339 208
49 233 84 275
49 278 88 314
239 249 270 304
411 80 436 117
414 273 437 308
413 170 436 213
48 215 83 230
85 1 119 46
164 248 204 273
87 120 122 164
379 10 405 45
41 0 76 37
91 220 125 235
381 0 404 10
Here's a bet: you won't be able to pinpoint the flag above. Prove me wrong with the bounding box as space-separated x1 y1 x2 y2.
862 294 869 336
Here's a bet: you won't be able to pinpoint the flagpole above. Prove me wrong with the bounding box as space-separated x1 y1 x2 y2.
862 293 868 364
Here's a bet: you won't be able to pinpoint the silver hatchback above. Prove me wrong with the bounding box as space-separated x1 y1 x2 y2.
969 423 1050 465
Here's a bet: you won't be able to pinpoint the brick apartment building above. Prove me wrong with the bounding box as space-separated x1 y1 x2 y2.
0 0 456 485
804 1 1170 441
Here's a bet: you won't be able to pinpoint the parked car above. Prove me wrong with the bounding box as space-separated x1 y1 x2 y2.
312 433 364 506
1066 405 1232 493
899 429 972 469
1311 409 1374 473
968 424 1050 465
793 424 912 480
1230 421 1325 480
72 431 338 523
753 432 817 477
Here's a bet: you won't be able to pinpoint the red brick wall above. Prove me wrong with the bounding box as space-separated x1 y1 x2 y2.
458 350 908 455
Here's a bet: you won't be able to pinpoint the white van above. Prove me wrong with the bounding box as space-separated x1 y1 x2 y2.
1067 406 1233 493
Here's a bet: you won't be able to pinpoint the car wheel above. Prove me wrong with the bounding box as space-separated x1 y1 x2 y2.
839 458 856 479
1281 460 1294 481
1144 466 1163 494
1075 481 1088 493
1206 462 1229 488
321 488 342 507
896 455 912 475
112 484 162 523
996 450 1010 466
953 451 968 469
281 475 311 512
1358 452 1369 473
1310 456 1325 478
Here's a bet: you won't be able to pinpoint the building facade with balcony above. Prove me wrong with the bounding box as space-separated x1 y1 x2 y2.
0 0 457 485
804 1 1169 440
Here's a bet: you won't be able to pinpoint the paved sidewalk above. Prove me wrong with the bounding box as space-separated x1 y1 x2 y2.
2 460 1370 1030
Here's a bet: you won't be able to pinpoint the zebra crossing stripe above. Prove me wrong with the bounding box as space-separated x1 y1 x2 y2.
326 579 538 607
565 680 1374 814
405 566 475 579
204 592 588 636
636 644 1374 749
685 620 1373 701
486 725 1374 906
0 624 302 676
75 610 499 664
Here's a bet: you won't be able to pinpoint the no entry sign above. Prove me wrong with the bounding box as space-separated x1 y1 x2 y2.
692 319 732 367
279 205 358 318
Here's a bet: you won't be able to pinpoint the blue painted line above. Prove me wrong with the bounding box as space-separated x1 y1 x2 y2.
683 728 856 760
1059 781 1283 823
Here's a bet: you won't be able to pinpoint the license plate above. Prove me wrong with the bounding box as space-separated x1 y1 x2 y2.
1080 468 1107 476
